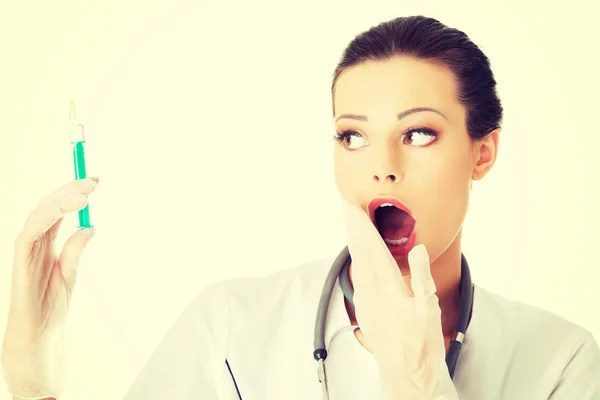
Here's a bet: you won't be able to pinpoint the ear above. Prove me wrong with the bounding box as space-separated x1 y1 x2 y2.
471 128 500 181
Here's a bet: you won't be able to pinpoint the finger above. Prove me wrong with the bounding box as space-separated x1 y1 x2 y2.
39 177 99 205
408 244 437 299
48 215 65 240
15 194 90 260
343 199 387 265
45 178 98 238
28 178 97 242
342 199 410 293
59 227 96 291
342 200 374 236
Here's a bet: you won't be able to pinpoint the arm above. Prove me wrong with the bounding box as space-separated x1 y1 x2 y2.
548 332 600 399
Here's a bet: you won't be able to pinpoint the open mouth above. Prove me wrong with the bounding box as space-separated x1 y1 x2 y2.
368 198 416 247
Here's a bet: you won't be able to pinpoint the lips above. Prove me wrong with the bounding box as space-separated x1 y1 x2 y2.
367 196 417 257
367 197 413 222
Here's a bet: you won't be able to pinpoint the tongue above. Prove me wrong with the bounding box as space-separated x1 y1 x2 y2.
375 207 414 240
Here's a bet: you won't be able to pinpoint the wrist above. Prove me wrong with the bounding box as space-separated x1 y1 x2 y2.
2 347 65 400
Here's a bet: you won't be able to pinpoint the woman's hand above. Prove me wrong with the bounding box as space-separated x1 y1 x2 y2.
1 178 99 400
342 199 458 400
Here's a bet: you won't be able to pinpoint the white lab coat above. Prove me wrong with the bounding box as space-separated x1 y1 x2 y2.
122 257 600 399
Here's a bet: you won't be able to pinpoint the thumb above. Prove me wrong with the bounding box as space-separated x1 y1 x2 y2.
59 228 96 291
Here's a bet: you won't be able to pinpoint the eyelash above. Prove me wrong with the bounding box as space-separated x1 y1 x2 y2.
333 127 438 144
333 130 360 143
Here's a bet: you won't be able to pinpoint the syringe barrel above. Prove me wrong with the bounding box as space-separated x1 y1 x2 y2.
69 123 85 143
72 141 88 179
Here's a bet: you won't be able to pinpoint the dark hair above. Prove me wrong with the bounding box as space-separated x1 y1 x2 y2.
331 16 503 140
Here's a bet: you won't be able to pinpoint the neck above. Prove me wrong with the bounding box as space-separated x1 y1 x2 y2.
347 235 464 338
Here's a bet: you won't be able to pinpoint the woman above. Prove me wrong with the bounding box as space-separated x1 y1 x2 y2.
3 15 600 400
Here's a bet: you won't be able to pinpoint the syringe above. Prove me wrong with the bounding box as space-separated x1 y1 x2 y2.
69 100 93 228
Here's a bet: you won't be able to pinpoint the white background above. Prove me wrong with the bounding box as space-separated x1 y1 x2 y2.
1 0 599 399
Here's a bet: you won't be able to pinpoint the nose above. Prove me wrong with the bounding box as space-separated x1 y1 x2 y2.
373 172 398 183
372 146 403 184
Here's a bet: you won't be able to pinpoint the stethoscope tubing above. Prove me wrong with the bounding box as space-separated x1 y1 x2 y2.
226 246 473 400
313 246 473 390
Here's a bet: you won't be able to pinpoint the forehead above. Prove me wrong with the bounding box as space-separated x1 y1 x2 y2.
334 56 463 122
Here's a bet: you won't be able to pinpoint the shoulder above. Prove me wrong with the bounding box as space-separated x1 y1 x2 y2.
474 284 592 341
190 256 334 318
472 285 600 394
130 257 335 396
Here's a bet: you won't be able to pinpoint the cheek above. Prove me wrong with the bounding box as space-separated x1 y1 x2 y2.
427 142 473 199
333 150 363 198
414 152 472 241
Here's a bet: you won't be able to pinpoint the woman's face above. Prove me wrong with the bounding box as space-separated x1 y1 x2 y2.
333 56 497 272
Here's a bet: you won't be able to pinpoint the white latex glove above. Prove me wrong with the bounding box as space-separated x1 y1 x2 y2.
343 199 459 400
1 178 99 400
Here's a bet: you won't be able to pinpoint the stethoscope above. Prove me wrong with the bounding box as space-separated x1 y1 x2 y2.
312 246 474 400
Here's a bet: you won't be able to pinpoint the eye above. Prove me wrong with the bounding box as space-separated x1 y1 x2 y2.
403 128 438 146
334 130 369 150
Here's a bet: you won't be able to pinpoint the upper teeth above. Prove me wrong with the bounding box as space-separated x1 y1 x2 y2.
379 203 394 208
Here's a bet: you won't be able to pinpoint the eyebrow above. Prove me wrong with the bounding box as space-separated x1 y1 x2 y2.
334 107 447 122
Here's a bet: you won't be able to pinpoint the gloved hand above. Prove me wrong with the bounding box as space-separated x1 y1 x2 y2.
1 178 99 400
342 199 459 400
